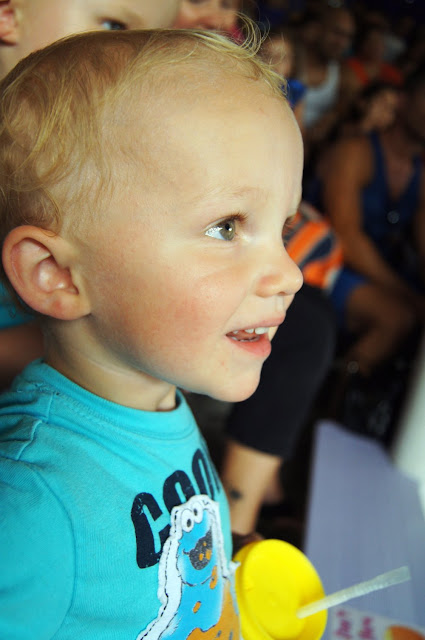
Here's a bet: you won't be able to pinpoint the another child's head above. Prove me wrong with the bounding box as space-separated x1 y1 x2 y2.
261 28 299 79
315 7 355 63
173 0 240 34
0 29 303 408
0 0 181 77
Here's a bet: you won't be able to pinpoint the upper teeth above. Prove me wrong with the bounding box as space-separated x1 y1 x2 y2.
232 327 269 335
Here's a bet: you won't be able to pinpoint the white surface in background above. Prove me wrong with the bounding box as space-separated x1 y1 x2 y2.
305 421 425 636
329 605 425 639
392 333 425 520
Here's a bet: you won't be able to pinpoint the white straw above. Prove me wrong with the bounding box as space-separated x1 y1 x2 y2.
297 566 411 619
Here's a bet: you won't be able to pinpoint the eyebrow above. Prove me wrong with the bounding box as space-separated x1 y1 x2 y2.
194 185 302 216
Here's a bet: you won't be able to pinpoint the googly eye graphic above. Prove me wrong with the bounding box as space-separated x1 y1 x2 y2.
181 508 195 533
191 500 203 524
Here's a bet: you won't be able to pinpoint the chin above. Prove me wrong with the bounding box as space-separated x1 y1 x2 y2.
206 376 261 404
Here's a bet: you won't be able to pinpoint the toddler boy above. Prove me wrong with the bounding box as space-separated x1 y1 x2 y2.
0 28 303 638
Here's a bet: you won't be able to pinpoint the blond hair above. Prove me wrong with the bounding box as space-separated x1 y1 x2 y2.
0 25 285 285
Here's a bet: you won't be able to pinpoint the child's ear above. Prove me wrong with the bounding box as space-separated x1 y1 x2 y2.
2 225 91 320
0 2 18 45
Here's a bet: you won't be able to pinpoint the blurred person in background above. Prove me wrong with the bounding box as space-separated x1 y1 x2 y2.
296 5 355 155
320 68 425 381
261 26 306 129
173 0 241 37
342 23 403 110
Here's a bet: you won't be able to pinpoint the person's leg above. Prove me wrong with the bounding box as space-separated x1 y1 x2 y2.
222 285 336 535
344 283 417 375
221 440 282 535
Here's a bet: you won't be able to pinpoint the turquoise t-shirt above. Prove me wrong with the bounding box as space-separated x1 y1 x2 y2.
0 360 239 639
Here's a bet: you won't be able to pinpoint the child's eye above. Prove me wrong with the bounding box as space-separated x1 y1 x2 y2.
205 218 237 241
101 19 128 30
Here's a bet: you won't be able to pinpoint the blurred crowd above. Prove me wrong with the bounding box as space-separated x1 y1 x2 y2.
172 0 425 544
245 0 425 442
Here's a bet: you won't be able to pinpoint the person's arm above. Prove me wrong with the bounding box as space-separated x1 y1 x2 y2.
322 138 425 314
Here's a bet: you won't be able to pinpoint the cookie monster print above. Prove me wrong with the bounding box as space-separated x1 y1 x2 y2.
136 495 239 640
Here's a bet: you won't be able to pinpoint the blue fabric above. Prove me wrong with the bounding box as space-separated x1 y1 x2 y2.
0 283 34 329
0 360 238 639
329 132 422 325
286 78 306 110
330 267 367 326
361 132 421 262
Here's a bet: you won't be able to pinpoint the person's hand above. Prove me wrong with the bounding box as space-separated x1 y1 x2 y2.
232 530 263 556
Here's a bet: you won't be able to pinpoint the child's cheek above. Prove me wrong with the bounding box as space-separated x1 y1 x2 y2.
269 327 279 341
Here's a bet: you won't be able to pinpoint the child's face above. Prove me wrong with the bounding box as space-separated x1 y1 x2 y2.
367 89 399 130
264 36 294 79
173 0 239 32
3 0 179 68
73 77 303 406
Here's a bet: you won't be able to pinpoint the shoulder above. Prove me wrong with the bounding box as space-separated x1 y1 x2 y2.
0 362 58 448
0 459 75 637
327 136 373 181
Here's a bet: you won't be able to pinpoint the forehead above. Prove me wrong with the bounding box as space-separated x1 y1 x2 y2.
79 68 302 242
132 62 283 135
125 72 298 184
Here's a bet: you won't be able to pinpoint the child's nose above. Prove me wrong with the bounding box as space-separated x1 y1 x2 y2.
255 244 303 298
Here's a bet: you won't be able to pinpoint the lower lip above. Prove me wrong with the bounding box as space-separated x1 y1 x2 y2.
226 332 272 358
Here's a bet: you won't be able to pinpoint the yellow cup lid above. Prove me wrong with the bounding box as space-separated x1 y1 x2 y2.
234 539 327 640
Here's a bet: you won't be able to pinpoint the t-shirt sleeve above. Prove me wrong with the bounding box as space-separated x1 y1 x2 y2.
0 459 75 638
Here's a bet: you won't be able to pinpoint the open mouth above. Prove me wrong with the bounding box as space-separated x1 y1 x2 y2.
226 327 270 342
187 529 213 570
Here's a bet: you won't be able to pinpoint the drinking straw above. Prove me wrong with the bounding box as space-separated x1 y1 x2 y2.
297 566 411 619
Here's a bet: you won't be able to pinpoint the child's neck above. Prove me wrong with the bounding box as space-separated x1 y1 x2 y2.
44 333 178 412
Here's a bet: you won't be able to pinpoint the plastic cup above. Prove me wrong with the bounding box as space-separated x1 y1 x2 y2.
234 539 327 640
385 627 425 640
